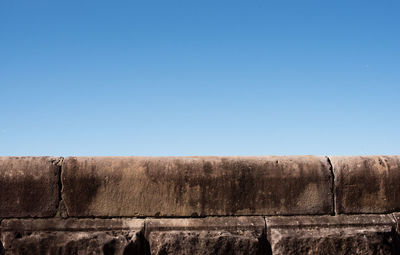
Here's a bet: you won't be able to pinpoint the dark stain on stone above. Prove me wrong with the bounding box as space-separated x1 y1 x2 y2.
382 156 400 212
123 232 151 255
63 158 102 216
0 178 56 217
0 157 59 217
64 238 87 254
200 185 207 215
200 158 329 215
14 232 22 239
393 227 400 255
143 160 165 184
375 229 399 255
103 239 116 255
143 157 330 215
336 157 400 213
203 161 213 175
257 231 272 255
0 241 4 255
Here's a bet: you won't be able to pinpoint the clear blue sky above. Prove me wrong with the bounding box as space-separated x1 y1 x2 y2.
1 1 399 156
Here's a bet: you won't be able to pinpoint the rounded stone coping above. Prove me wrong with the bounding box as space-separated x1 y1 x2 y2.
331 156 400 214
61 156 333 217
0 157 61 218
1 156 400 218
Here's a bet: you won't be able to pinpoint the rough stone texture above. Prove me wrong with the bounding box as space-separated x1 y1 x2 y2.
0 218 147 255
331 156 400 214
145 217 267 255
393 212 400 229
392 213 400 246
266 215 399 255
0 157 61 217
1 215 399 254
62 156 332 217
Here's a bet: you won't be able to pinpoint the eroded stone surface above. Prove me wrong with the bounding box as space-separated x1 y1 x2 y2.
0 157 60 217
0 219 147 255
266 215 398 255
392 213 400 253
145 217 267 255
1 216 399 254
62 156 332 216
331 156 400 214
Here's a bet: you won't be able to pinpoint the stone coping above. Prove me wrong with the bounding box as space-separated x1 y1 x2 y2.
1 156 400 217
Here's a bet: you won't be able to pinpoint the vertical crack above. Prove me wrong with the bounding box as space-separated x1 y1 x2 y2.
143 218 147 238
51 157 66 218
57 157 63 207
326 156 336 215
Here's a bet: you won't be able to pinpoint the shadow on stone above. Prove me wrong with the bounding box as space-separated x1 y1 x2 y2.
257 231 272 255
0 241 4 255
393 228 400 255
62 158 103 216
103 239 116 255
123 232 150 255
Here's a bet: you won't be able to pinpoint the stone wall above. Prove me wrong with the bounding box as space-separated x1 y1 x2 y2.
0 156 399 254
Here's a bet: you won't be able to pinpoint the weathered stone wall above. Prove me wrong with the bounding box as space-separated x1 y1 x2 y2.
1 156 400 254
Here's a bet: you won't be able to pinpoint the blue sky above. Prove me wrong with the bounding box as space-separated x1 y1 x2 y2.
1 1 399 156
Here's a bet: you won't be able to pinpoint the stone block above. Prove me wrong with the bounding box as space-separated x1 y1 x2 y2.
62 156 332 217
0 218 146 255
145 217 267 255
0 157 61 217
266 215 398 255
331 156 400 213
391 212 400 244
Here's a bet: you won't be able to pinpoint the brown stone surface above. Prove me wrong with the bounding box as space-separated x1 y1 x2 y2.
331 156 400 214
145 217 267 255
266 215 398 255
392 212 400 237
0 157 61 217
1 218 144 232
62 156 332 217
0 218 147 255
1 215 399 254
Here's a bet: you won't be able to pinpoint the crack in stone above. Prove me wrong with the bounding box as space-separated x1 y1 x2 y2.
326 156 336 216
54 157 67 218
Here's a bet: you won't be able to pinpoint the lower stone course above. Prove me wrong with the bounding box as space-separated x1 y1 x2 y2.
267 215 399 255
0 219 147 255
145 217 267 255
1 215 400 254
